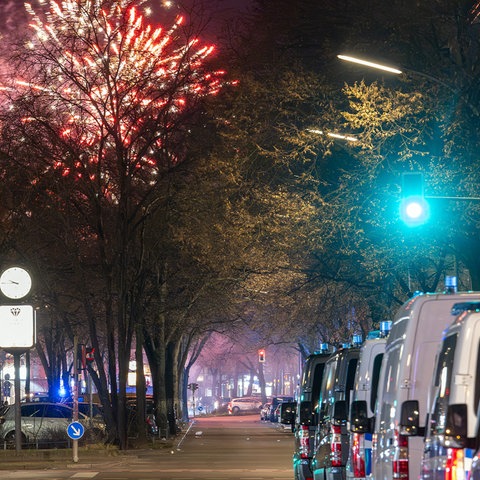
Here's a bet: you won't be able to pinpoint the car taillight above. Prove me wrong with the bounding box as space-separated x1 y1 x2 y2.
331 424 343 467
445 448 471 480
299 425 310 458
392 429 409 479
351 432 366 478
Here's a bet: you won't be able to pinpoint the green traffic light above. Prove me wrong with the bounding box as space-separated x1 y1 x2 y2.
405 200 423 219
400 196 430 226
400 172 430 226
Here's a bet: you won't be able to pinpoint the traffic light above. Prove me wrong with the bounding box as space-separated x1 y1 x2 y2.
85 347 95 363
399 172 429 226
258 349 265 363
79 345 94 369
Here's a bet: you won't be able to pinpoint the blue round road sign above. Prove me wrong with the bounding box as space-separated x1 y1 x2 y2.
67 421 85 440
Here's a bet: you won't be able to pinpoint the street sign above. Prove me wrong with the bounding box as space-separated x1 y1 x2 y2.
0 305 36 349
67 421 85 440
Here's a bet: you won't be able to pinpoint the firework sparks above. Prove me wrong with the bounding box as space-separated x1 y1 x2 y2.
9 0 228 184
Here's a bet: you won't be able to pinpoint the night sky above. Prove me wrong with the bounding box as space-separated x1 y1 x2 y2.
0 0 252 37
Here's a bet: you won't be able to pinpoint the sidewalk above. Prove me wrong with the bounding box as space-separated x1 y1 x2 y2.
0 443 175 470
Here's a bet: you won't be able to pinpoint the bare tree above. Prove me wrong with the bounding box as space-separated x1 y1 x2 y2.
0 0 228 448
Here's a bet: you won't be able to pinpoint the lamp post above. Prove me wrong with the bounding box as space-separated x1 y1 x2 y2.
337 53 479 116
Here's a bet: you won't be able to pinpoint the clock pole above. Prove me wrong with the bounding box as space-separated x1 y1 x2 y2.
0 266 35 453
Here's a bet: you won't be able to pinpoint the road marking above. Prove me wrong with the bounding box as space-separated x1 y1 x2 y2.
71 474 99 478
1 473 67 479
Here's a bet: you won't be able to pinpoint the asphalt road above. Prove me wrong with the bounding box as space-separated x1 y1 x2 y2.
0 414 295 479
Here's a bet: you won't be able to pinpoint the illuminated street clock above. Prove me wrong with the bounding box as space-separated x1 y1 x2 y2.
0 267 32 299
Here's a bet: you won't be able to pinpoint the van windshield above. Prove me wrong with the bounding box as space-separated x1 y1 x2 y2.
430 334 457 435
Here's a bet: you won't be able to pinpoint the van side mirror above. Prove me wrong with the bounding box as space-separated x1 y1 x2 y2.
443 404 468 448
298 401 315 425
333 400 347 425
280 402 297 425
350 400 371 433
400 400 419 436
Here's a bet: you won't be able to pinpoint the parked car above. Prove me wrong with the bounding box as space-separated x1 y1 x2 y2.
420 302 480 480
312 339 362 480
346 323 391 480
126 398 159 436
372 288 480 480
278 401 296 431
283 346 331 480
228 397 263 415
65 401 104 420
21 392 52 403
260 402 272 421
214 397 231 414
0 402 106 448
268 396 295 422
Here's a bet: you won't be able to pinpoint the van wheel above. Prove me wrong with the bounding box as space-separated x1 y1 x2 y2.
232 406 240 415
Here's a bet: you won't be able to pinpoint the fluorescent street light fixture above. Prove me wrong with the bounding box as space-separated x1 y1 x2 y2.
338 54 403 75
327 132 358 142
307 129 358 142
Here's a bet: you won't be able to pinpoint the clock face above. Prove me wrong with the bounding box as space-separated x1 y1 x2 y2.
0 267 32 299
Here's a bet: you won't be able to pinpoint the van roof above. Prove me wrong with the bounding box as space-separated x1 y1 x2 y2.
451 301 480 315
398 292 480 317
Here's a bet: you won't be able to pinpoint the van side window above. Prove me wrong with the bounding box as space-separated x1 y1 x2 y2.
312 363 326 411
319 357 338 415
370 353 384 413
431 334 457 434
345 358 358 406
379 347 402 433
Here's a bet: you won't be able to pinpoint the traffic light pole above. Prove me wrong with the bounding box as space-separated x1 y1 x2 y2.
425 195 480 201
400 172 480 227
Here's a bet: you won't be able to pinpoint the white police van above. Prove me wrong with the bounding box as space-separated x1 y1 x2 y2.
347 322 391 480
420 302 480 480
372 281 480 480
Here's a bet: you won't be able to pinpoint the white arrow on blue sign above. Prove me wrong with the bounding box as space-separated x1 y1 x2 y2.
67 421 85 440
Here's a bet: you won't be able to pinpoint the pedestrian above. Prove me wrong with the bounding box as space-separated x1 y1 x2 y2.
3 373 11 404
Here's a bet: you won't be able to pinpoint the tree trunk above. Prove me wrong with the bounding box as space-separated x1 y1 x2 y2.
257 363 267 403
135 324 147 443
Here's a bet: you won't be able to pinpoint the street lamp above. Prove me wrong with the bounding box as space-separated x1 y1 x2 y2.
337 53 475 109
307 128 358 142
337 54 402 74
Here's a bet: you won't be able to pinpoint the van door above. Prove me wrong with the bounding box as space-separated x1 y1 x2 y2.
374 344 402 480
